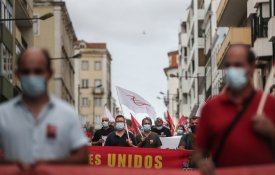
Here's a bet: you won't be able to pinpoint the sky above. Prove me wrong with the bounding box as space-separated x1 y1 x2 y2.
66 0 190 120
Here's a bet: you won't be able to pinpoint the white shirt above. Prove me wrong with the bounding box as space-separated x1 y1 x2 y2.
0 95 88 164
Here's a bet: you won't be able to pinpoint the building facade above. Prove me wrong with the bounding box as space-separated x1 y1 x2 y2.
216 0 275 89
0 0 34 102
177 0 207 117
74 41 112 130
164 50 179 123
33 0 76 105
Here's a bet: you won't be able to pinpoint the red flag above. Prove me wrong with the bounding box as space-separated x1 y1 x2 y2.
178 115 187 126
130 113 141 136
167 111 175 136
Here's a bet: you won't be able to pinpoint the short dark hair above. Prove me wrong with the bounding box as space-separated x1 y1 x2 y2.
115 115 125 122
142 117 152 125
226 44 256 65
17 49 52 71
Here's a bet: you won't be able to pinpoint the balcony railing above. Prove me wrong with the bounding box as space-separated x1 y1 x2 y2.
216 27 252 68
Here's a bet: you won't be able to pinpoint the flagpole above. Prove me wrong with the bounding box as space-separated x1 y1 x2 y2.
116 87 130 139
256 64 275 116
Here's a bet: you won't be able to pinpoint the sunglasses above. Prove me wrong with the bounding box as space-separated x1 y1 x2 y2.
19 68 47 75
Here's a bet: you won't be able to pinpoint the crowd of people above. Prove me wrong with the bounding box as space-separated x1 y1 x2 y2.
1 44 275 175
89 115 197 149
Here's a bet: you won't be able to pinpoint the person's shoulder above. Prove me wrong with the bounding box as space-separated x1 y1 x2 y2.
0 96 21 112
107 131 115 137
50 95 78 118
163 126 170 131
94 128 103 134
150 132 160 137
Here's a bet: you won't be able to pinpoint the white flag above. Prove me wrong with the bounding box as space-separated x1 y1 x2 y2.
105 106 115 122
116 86 157 120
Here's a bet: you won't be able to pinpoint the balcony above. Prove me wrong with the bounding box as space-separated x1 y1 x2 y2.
15 0 33 27
216 0 247 27
253 38 273 58
268 16 275 41
216 27 252 68
0 76 14 102
247 0 269 17
92 87 104 95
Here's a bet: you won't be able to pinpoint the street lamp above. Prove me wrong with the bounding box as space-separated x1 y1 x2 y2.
0 12 54 21
50 53 82 60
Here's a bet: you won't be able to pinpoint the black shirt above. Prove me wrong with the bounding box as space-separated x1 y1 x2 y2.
92 127 114 145
104 131 137 147
151 126 172 137
178 133 194 150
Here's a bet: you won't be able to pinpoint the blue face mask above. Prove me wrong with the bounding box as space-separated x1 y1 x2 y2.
225 67 247 90
177 129 183 135
156 126 163 130
102 121 109 127
143 124 151 131
21 76 46 98
115 122 124 130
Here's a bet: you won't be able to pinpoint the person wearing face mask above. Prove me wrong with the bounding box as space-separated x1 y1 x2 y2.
178 116 199 150
136 117 162 148
176 125 185 136
151 118 172 137
0 48 89 166
92 118 114 146
193 45 275 175
105 115 136 147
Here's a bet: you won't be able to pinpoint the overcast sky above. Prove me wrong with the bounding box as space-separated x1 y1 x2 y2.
66 0 190 119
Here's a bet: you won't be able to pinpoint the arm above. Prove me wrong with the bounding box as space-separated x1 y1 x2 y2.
178 135 186 150
193 148 215 175
91 131 103 146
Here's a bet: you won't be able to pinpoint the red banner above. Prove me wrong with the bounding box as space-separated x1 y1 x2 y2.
1 164 275 175
88 146 192 169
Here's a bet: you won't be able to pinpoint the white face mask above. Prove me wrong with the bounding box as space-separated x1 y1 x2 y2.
225 67 248 90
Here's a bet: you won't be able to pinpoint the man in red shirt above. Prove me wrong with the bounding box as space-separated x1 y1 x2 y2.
194 45 275 175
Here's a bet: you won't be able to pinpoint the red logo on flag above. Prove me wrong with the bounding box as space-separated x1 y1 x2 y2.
127 95 150 107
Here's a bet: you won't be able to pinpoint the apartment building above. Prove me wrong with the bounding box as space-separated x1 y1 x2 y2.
164 50 179 123
178 18 190 116
177 0 207 117
74 41 112 130
33 0 76 105
0 0 34 102
216 0 275 89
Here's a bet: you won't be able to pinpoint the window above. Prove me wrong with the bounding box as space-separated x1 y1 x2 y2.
184 47 187 57
82 61 89 70
82 79 89 88
1 43 13 81
94 79 102 93
33 15 40 36
94 61 102 71
82 97 89 107
95 115 101 125
94 98 102 107
1 0 12 33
